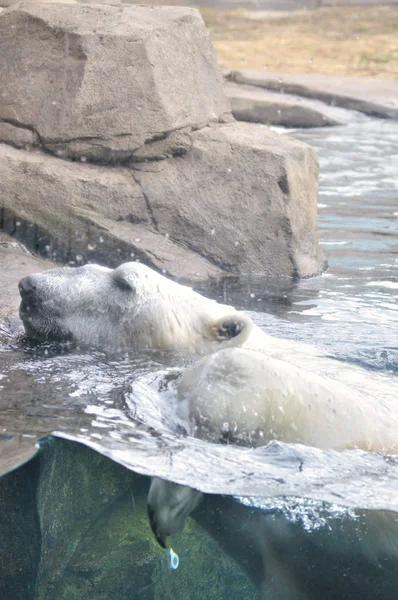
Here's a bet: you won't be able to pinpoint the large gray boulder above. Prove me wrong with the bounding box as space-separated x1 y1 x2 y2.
0 144 226 280
1 120 325 278
0 2 230 161
0 3 325 279
133 122 325 278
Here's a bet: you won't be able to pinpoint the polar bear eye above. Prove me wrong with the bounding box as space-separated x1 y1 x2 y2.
113 271 135 293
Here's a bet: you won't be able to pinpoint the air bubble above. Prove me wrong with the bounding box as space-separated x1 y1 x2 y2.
169 548 179 570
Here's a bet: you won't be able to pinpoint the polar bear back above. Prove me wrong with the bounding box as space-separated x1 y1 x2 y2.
177 348 398 453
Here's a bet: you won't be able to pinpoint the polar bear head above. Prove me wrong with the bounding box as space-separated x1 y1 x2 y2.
147 478 203 548
18 262 254 352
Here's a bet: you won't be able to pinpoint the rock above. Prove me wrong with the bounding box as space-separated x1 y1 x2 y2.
225 81 354 127
0 3 325 280
0 121 38 149
0 2 230 161
133 122 325 278
0 118 325 277
229 71 398 119
0 144 227 280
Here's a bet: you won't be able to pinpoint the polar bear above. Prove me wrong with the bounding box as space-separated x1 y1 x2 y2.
19 260 398 407
18 260 398 399
18 262 255 352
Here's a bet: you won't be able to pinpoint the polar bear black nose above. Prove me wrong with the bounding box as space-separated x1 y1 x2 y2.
18 275 38 299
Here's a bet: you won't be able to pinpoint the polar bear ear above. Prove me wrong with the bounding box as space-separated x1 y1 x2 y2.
112 265 137 293
212 312 254 347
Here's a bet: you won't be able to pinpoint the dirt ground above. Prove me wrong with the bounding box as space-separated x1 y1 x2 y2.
200 5 398 78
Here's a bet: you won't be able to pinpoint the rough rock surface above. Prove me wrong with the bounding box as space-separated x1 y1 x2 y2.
133 122 325 277
0 3 325 279
0 144 226 280
0 2 230 161
1 120 325 278
225 81 358 127
229 71 398 119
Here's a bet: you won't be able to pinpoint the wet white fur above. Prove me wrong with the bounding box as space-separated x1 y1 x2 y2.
177 347 398 454
20 262 254 352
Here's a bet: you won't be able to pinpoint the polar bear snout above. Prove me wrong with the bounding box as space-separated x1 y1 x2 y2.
19 274 39 303
19 274 45 321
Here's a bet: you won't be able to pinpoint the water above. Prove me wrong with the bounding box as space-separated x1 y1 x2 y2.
0 117 397 598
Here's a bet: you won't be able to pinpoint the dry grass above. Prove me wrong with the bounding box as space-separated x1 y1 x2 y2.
200 5 398 78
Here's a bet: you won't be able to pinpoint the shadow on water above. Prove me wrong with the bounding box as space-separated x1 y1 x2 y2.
0 119 397 598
